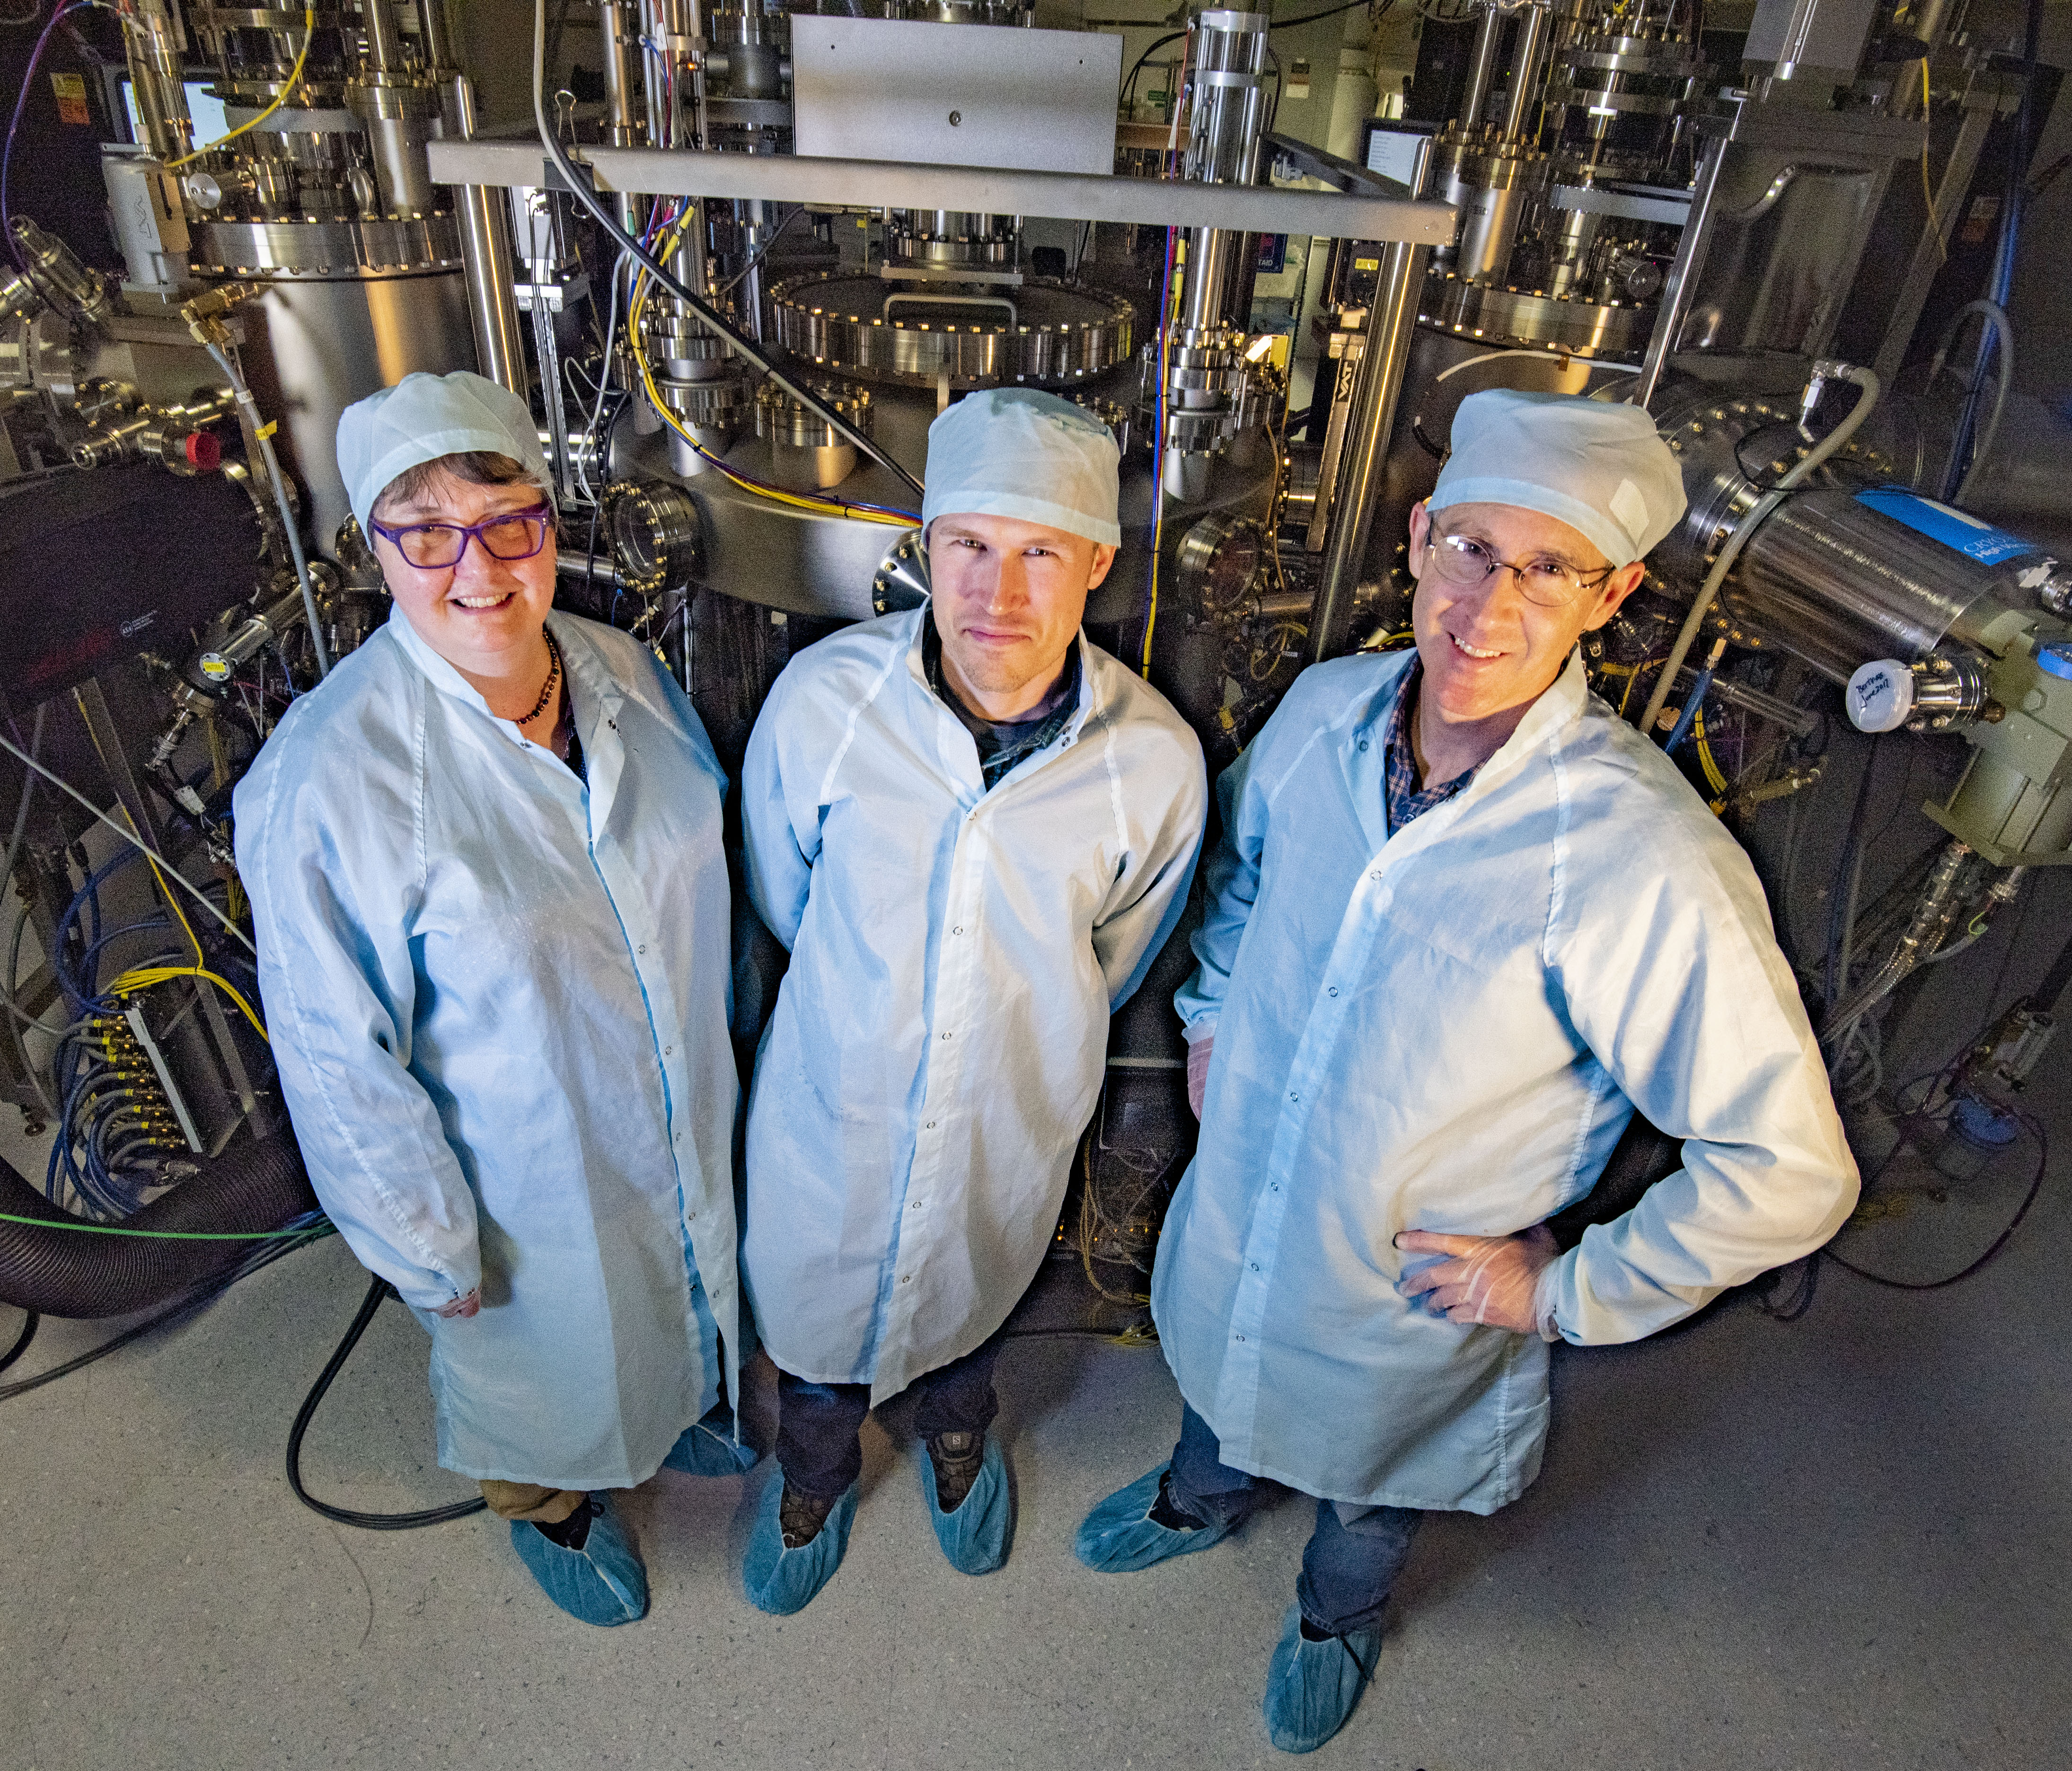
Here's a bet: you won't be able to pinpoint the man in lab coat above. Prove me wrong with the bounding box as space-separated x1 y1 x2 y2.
1076 390 1859 1752
738 389 1207 1614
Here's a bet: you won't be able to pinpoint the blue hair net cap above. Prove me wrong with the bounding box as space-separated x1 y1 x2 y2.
921 389 1121 549
1428 389 1686 568
336 370 550 541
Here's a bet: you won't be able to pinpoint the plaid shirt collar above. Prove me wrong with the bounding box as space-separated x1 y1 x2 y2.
1383 657 1479 834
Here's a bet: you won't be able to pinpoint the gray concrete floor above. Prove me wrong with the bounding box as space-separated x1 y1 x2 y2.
5 1102 2069 1771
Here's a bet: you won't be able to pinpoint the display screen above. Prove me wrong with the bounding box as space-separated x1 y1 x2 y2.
119 78 230 148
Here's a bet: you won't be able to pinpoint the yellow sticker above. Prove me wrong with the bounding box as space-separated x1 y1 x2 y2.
50 71 89 128
255 420 278 439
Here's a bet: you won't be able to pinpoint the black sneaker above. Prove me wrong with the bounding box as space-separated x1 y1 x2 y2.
779 1483 838 1549
925 1430 987 1513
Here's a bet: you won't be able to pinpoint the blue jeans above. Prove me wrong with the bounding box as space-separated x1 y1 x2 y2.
775 1337 1003 1502
1168 1403 1424 1637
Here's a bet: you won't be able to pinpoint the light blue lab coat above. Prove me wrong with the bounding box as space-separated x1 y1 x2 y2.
234 608 740 1489
740 608 1206 1402
1155 648 1857 1514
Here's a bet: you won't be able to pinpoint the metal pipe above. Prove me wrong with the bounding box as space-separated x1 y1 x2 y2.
1633 131 1728 407
419 0 455 70
450 75 528 395
598 0 642 146
116 0 196 164
1458 5 1505 132
361 0 404 72
1303 239 1431 665
1501 4 1551 139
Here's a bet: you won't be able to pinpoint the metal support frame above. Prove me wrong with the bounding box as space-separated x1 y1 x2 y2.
1304 239 1432 664
450 77 529 396
425 141 1457 244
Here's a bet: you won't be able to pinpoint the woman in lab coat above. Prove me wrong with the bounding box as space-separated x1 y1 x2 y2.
233 372 749 1627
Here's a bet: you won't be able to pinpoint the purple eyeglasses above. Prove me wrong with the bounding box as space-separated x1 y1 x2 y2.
369 504 554 570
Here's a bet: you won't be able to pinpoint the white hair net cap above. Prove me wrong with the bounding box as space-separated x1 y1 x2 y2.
1428 389 1686 568
336 370 550 541
922 389 1121 549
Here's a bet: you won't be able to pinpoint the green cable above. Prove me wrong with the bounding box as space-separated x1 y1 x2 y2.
0 1211 331 1240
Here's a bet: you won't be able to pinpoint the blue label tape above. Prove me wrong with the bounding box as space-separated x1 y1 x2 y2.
1855 487 2037 566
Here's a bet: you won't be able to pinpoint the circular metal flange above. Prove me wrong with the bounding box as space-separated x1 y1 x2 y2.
602 479 702 597
768 271 1134 391
1419 271 1651 358
872 528 931 615
754 377 873 448
191 213 462 277
1175 513 1267 621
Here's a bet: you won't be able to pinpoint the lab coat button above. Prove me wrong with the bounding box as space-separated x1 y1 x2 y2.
1234 1333 1245 1343
941 1031 952 1040
1288 1090 1298 1101
953 926 963 935
1327 987 1339 997
1370 870 1382 881
900 1275 912 1284
637 944 646 954
1358 739 1369 751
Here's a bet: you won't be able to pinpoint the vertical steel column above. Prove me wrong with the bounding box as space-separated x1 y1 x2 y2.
117 0 196 163
450 75 527 394
1500 4 1551 139
1457 4 1505 132
1302 239 1431 664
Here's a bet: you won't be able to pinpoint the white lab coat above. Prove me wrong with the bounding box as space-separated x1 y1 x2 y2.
1155 648 1858 1513
741 607 1206 1402
233 608 740 1489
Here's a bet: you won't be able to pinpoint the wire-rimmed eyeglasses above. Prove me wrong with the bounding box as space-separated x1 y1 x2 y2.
369 505 554 570
1424 531 1615 608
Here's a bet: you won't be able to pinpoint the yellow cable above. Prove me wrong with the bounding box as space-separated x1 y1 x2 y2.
1693 707 1728 796
1920 60 1946 264
165 10 315 171
109 964 269 1043
1140 232 1181 678
628 216 912 528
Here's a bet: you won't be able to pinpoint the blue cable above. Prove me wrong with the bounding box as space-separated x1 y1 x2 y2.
1663 667 1716 755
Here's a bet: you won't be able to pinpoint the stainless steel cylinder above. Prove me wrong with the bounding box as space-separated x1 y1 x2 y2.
1733 489 2046 682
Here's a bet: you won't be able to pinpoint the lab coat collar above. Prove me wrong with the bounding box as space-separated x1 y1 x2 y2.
904 602 1100 792
1353 647 1590 863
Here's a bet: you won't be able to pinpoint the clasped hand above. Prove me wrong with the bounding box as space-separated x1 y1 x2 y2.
1393 1224 1557 1334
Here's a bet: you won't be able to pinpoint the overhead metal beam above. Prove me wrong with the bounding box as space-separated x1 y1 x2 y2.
425 140 1458 244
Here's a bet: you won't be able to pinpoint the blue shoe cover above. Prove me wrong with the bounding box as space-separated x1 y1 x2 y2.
1261 1605 1381 1753
662 1402 760 1477
742 1476 859 1616
509 1497 649 1627
920 1434 1012 1575
1073 1465 1235 1573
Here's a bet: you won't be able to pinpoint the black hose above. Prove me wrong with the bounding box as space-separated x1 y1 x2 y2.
285 1272 488 1531
0 1134 317 1317
0 1307 34 1372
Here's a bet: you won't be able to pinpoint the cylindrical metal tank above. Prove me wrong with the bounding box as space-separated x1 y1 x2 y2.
1732 488 2058 682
